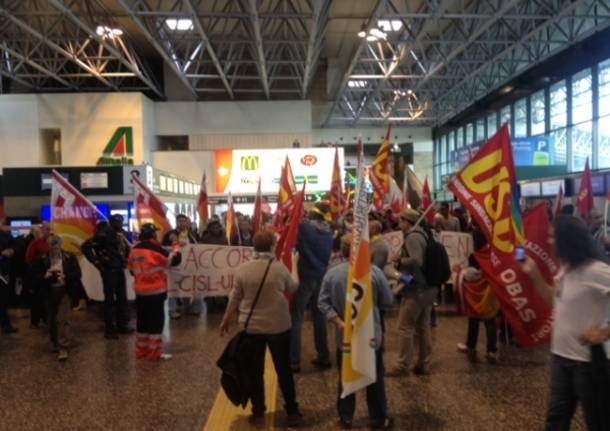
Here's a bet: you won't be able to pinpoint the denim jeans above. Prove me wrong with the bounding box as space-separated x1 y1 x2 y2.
336 348 387 426
545 354 610 431
240 331 299 417
290 278 330 366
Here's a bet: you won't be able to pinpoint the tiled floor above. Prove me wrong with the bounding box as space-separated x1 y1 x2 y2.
0 304 585 431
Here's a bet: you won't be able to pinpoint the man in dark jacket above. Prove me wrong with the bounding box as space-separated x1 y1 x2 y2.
200 219 228 245
32 235 81 361
81 215 132 339
0 222 17 334
290 202 334 372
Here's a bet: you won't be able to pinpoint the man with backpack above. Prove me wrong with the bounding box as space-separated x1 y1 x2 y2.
386 209 449 377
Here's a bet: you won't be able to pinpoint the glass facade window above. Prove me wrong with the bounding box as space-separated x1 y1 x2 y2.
447 132 455 155
514 98 527 137
572 69 592 124
500 105 511 132
550 80 567 130
599 118 610 168
530 90 546 135
571 121 592 171
465 123 474 145
599 59 610 117
487 113 497 138
456 127 463 148
476 118 485 143
550 128 568 165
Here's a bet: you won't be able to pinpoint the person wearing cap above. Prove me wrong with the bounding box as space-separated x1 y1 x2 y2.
32 235 82 361
387 208 439 377
318 234 394 429
290 201 334 372
81 215 132 339
128 223 181 361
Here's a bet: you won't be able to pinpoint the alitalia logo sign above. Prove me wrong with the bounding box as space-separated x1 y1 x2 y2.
96 127 134 166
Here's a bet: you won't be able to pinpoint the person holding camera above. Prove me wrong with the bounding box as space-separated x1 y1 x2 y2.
32 235 82 361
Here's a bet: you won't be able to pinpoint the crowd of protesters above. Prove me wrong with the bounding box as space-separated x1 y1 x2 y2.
0 198 609 430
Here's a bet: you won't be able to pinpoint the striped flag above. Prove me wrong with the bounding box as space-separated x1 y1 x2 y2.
252 178 263 235
226 192 240 245
341 150 376 398
51 170 103 254
197 171 209 229
132 173 172 235
370 125 392 210
329 146 344 223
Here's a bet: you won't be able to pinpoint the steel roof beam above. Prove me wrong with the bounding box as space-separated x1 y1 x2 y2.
116 0 198 99
0 6 119 90
46 0 163 97
244 0 270 99
183 0 233 99
302 0 332 98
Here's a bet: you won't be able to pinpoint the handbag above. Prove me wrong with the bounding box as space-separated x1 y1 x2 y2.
216 258 273 408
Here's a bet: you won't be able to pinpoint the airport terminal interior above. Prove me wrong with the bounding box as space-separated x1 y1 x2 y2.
1 0 610 430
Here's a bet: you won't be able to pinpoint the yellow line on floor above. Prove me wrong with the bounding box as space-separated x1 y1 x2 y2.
203 349 278 431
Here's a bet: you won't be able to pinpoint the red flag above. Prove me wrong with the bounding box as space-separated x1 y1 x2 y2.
197 171 209 229
449 124 552 347
276 182 305 270
554 183 564 217
226 192 240 245
275 156 297 228
252 178 263 235
51 170 102 254
576 158 594 218
370 125 392 210
132 173 172 235
421 176 435 225
330 147 344 223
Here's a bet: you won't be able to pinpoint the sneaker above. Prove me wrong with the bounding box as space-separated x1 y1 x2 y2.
159 353 173 361
413 365 430 376
456 343 469 353
248 414 265 429
385 367 409 377
338 417 353 429
371 417 394 429
311 358 331 369
287 411 304 427
73 300 87 311
57 349 69 361
170 311 182 320
485 352 498 364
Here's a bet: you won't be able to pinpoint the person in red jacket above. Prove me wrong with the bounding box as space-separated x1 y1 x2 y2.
128 223 181 361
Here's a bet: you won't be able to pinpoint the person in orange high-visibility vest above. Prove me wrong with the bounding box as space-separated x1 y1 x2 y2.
128 223 181 361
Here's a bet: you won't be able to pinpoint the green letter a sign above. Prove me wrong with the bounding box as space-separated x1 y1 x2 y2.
96 127 134 165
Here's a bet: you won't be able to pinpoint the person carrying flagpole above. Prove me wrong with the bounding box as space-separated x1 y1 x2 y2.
318 144 394 429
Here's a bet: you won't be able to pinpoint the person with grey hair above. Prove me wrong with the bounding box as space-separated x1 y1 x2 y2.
32 235 82 361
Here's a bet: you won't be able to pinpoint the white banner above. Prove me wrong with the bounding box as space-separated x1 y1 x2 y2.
439 231 474 283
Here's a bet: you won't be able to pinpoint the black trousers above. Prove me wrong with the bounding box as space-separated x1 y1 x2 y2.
101 269 129 332
30 279 46 326
466 317 497 353
239 330 299 417
336 348 387 426
0 277 12 329
136 293 166 335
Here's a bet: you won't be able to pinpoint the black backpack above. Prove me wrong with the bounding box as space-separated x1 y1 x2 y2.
408 228 451 286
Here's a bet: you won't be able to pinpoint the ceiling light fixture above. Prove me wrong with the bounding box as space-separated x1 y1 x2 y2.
357 23 387 42
378 20 403 32
500 85 514 95
165 18 194 31
95 25 123 39
357 24 366 38
348 79 368 88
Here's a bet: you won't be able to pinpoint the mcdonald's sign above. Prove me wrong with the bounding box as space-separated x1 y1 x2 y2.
240 155 259 171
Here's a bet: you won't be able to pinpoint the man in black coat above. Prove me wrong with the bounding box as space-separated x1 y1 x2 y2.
0 222 17 334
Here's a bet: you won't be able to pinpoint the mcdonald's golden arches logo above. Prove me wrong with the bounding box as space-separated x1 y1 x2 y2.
240 155 259 171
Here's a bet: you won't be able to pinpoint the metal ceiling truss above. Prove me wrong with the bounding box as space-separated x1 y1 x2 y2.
117 0 332 99
0 0 161 95
326 0 610 127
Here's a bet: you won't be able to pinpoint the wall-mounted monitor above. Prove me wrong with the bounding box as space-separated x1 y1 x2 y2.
80 172 109 189
520 182 541 197
541 179 565 196
573 175 605 196
41 172 69 191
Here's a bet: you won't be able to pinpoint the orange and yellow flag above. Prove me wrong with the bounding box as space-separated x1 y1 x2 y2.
341 150 376 398
370 125 392 210
132 173 172 235
197 171 209 229
51 170 102 254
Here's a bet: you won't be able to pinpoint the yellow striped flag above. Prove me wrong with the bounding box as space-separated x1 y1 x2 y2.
370 125 392 210
329 146 343 223
341 151 376 398
132 173 172 235
226 192 239 245
50 170 103 254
